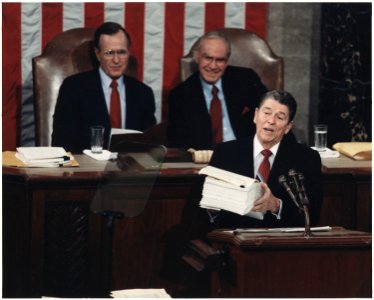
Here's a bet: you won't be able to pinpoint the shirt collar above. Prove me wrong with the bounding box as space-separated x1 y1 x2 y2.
253 134 281 157
98 67 124 89
200 77 223 96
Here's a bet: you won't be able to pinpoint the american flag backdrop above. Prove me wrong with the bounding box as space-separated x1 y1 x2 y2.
2 2 268 151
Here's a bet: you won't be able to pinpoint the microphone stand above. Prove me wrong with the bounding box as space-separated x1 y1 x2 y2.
280 171 312 238
300 199 312 237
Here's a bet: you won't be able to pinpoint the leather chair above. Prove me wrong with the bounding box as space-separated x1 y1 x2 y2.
32 27 138 146
180 28 283 90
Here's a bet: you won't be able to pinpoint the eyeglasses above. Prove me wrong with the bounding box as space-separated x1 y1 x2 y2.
201 54 228 66
101 49 129 59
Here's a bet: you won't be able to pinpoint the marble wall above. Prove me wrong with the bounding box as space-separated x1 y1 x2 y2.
267 2 321 145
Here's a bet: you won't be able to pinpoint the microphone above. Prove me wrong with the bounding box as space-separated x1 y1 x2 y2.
288 169 304 201
278 175 300 209
297 173 309 205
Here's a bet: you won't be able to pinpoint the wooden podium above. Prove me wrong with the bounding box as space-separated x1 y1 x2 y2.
208 227 371 298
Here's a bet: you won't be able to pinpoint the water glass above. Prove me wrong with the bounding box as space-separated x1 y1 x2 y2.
314 124 328 152
90 125 104 154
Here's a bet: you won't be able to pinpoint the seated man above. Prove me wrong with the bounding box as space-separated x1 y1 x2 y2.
52 22 156 153
208 90 323 228
167 30 268 150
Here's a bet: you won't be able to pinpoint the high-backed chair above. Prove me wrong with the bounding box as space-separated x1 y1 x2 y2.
180 28 283 91
32 27 138 146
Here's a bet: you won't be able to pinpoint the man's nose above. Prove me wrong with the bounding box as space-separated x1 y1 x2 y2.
112 53 120 62
267 114 276 123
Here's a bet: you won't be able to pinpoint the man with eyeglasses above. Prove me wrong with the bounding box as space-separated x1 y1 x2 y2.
167 31 268 150
52 22 156 153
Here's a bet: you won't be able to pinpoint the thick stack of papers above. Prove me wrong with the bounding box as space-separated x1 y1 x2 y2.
333 142 372 160
15 147 73 167
110 288 171 298
199 166 264 220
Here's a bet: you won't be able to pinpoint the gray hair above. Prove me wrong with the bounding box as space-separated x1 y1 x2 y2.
193 31 231 58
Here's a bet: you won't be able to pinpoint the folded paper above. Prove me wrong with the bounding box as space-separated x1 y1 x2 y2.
333 142 372 160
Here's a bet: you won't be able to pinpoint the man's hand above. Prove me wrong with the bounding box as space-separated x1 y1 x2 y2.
252 182 280 214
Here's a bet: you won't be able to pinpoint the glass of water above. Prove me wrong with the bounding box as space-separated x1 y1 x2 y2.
314 124 328 152
90 125 104 154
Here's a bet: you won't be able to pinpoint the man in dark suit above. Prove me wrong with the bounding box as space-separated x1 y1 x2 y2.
52 22 156 153
167 31 268 150
208 90 323 228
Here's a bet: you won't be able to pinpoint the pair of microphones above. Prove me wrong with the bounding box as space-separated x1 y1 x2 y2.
278 169 312 236
278 169 309 210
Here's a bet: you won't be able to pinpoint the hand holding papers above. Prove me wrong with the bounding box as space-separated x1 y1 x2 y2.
15 147 74 167
199 166 264 220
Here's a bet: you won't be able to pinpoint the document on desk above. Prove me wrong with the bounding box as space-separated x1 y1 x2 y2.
199 166 264 219
110 288 171 298
15 147 74 167
232 226 332 235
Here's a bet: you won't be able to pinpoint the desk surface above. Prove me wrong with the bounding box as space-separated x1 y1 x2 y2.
208 226 372 249
3 150 371 178
321 154 371 175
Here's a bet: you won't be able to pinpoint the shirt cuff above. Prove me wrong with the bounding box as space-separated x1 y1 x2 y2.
272 199 283 219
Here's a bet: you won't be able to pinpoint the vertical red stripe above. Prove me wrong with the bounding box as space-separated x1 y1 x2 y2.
41 3 63 50
205 3 225 32
84 2 104 28
245 3 269 39
162 3 185 120
125 3 145 81
2 3 22 151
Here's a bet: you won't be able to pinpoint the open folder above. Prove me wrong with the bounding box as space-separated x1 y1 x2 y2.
199 166 264 220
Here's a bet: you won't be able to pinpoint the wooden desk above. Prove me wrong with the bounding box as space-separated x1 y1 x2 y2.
208 227 372 298
319 155 371 231
2 152 371 297
2 154 205 297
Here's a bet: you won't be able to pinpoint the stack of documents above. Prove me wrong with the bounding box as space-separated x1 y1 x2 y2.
199 166 264 220
110 288 171 298
15 147 73 167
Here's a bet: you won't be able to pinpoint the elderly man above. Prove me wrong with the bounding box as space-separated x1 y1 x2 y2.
208 90 323 228
167 30 268 150
52 22 156 153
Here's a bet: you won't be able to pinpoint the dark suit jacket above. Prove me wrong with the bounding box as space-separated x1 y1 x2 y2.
208 136 323 229
167 66 268 150
52 70 156 153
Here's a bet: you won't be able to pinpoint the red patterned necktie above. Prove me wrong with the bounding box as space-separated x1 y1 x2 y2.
258 149 272 182
110 80 121 128
210 85 223 146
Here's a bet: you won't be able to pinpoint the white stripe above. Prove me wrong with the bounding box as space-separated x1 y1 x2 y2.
225 2 245 28
63 2 84 31
104 2 125 25
143 2 165 123
21 3 42 146
184 2 205 56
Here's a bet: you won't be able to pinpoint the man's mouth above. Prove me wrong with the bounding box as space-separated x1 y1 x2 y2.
263 127 274 133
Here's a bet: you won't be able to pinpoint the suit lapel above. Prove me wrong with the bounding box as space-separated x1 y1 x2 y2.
268 138 293 188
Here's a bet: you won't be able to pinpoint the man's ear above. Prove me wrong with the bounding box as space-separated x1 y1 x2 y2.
253 108 259 124
285 121 293 134
94 48 101 63
193 50 200 63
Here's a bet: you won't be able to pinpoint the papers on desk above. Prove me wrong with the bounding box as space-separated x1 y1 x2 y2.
232 226 332 234
311 147 340 158
333 142 372 160
83 149 118 161
199 166 264 220
15 147 74 167
110 288 171 298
